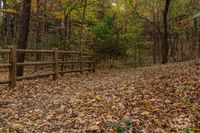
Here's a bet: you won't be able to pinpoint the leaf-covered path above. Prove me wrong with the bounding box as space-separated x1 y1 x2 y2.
0 61 200 132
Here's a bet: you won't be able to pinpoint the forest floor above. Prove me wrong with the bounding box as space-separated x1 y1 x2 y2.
0 60 200 133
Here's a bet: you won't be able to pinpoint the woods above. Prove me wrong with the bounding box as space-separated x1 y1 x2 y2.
0 0 200 132
0 0 200 68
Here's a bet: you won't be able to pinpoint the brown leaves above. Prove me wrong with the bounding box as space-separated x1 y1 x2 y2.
0 61 200 132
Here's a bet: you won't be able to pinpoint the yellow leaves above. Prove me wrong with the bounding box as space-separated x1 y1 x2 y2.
88 125 99 131
31 0 37 13
0 128 5 133
191 127 199 133
75 92 81 97
164 87 175 93
95 95 101 101
78 112 85 117
60 0 73 3
141 111 150 116
51 12 65 20
190 103 199 111
0 108 9 113
0 9 16 14
12 123 23 130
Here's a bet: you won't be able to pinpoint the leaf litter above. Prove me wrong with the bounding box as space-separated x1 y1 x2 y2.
0 60 200 132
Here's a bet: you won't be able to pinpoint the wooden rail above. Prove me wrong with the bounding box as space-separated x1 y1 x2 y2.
0 45 95 88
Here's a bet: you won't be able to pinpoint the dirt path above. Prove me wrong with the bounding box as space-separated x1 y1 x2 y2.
0 61 200 132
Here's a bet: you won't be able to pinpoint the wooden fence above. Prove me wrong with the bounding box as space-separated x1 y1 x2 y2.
0 45 95 88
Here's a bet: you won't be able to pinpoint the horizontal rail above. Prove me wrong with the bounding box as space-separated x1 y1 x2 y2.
58 61 79 63
83 61 94 63
0 80 10 84
0 49 92 55
83 53 93 56
0 49 11 53
17 72 54 80
58 51 81 54
82 68 95 71
0 46 95 87
59 68 94 74
17 62 54 66
17 49 54 53
0 64 11 68
59 69 82 74
58 61 94 64
83 56 92 58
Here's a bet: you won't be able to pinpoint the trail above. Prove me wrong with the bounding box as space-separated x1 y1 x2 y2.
0 61 200 132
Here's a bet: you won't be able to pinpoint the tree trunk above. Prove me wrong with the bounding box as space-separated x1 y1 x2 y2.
2 0 7 45
16 0 32 76
161 0 171 64
42 0 47 49
153 39 157 64
36 0 41 60
78 0 87 50
198 31 200 57
78 0 87 71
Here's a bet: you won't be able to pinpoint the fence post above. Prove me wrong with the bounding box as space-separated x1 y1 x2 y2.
80 50 83 73
9 45 17 88
53 48 58 80
92 54 95 73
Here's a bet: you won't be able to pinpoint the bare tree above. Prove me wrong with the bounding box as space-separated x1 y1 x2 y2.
16 0 32 76
162 0 171 64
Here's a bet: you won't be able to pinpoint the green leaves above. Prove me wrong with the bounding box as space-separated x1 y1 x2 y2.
93 12 124 58
183 126 190 133
108 118 133 133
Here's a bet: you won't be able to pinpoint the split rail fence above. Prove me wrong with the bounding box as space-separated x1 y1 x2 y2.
0 45 95 88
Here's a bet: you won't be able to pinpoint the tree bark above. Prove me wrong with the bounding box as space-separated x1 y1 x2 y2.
2 0 7 45
198 31 200 57
16 0 32 76
161 0 171 64
36 0 41 63
78 0 87 50
36 0 40 50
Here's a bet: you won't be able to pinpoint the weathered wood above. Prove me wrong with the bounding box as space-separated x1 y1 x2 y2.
0 49 11 53
83 61 94 63
0 64 11 68
58 61 79 64
0 80 10 84
92 55 95 73
83 53 93 56
17 49 54 53
9 45 17 88
0 47 95 86
59 69 82 74
17 61 54 66
59 68 94 74
17 72 54 80
80 51 83 73
83 68 95 71
58 61 94 64
53 48 58 80
58 51 81 54
83 56 92 58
